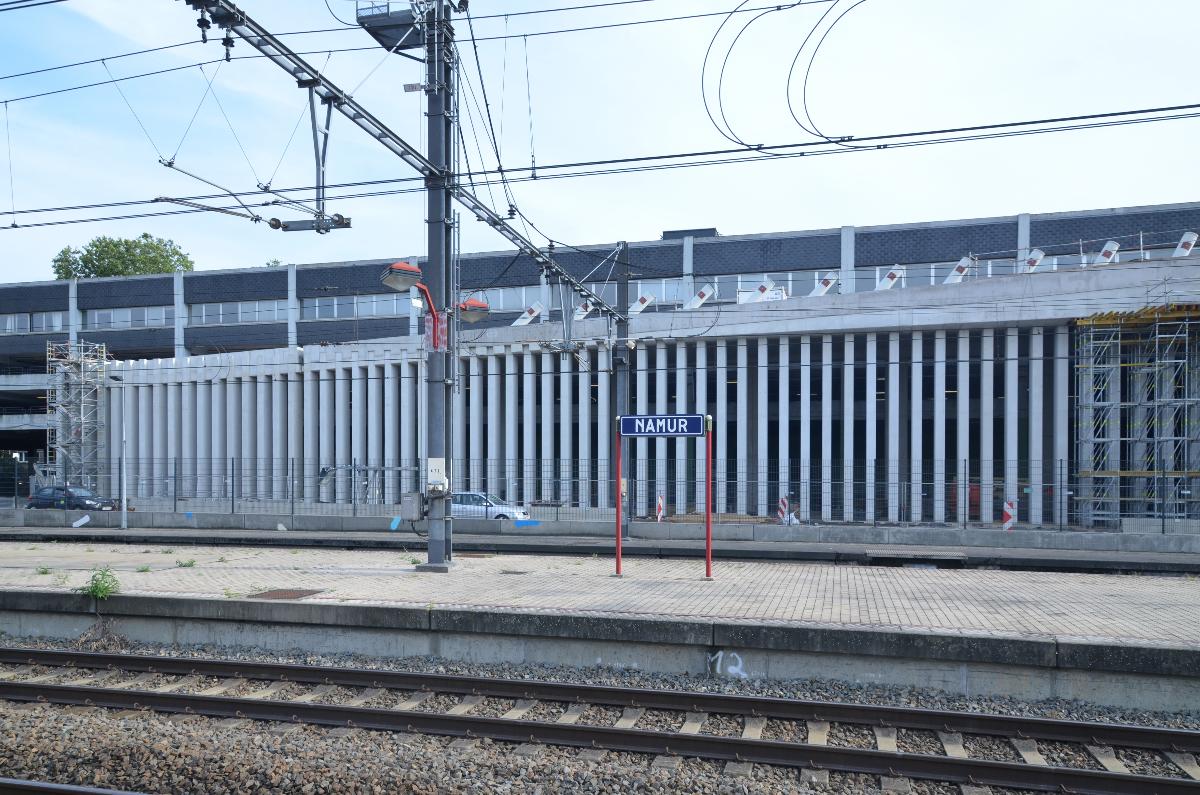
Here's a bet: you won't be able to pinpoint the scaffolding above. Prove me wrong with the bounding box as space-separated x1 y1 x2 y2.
46 341 109 491
1075 305 1200 531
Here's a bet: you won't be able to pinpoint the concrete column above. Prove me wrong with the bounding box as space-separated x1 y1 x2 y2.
681 236 695 297
287 370 301 502
1030 327 1044 525
980 329 995 522
488 351 502 496
286 264 299 348
578 347 592 507
864 334 877 523
351 366 367 499
799 336 812 521
225 379 239 501
400 357 417 494
910 331 924 523
383 363 398 502
257 375 272 499
304 370 320 500
131 385 147 499
597 346 611 508
843 334 855 522
368 364 384 476
757 337 769 517
452 357 466 487
560 352 574 505
522 349 536 506
821 335 832 521
656 342 668 514
468 355 484 491
107 385 122 496
195 381 210 498
840 226 856 294
68 279 79 345
180 382 193 498
957 330 971 524
715 341 728 515
335 368 350 501
778 337 790 513
1005 328 1020 518
166 382 180 497
674 343 688 512
736 338 750 516
173 271 186 359
887 333 900 523
541 352 555 501
272 374 287 501
242 377 257 498
694 342 708 510
636 344 649 516
1017 213 1031 264
152 383 167 497
212 379 226 500
505 348 519 502
933 330 947 523
1053 326 1070 525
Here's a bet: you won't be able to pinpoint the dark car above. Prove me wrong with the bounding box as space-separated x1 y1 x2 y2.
26 486 116 511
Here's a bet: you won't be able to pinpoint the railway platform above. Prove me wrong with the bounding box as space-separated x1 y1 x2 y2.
0 541 1198 713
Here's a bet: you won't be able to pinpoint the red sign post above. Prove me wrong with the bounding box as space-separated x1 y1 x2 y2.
614 414 713 579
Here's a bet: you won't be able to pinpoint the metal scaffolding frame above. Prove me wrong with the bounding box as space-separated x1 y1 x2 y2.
1075 305 1200 530
46 341 109 490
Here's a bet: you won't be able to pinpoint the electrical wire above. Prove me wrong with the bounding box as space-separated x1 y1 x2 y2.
0 0 68 11
2 102 14 227
321 0 358 28
99 59 164 160
796 0 873 147
170 63 223 163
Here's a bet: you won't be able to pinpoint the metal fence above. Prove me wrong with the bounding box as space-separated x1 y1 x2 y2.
21 457 1200 534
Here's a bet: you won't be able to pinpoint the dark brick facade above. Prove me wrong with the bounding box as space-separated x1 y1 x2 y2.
855 222 1017 268
78 276 173 309
185 269 287 304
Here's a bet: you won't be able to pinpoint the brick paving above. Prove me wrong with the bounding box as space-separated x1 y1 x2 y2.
1 542 1198 648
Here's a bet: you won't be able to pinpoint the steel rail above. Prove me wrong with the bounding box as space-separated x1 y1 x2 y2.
0 778 145 795
2 647 1197 754
0 680 1195 794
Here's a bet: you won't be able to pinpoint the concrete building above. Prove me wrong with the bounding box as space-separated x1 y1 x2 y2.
2 200 1199 530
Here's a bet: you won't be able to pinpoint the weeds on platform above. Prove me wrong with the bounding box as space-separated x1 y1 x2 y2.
35 566 50 575
76 567 120 602
175 559 196 568
136 565 151 573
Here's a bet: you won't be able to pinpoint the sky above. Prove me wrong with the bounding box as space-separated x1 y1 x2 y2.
0 0 1197 283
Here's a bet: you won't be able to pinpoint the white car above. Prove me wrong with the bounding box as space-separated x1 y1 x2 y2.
450 492 531 521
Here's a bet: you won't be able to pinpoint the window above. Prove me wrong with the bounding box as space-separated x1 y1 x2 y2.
299 294 410 321
84 306 172 330
186 300 286 326
29 312 63 332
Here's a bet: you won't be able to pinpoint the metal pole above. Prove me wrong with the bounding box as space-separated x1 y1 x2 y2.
290 457 295 520
352 457 358 518
231 457 236 515
415 1 455 571
173 457 178 513
615 418 623 576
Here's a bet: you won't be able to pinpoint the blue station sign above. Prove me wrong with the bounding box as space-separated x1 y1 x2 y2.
619 414 706 437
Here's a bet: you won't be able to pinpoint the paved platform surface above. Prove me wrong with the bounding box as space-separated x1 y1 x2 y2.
1 541 1198 650
4 526 1200 573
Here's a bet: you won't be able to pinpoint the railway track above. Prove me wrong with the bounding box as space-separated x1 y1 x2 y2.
1 647 1198 794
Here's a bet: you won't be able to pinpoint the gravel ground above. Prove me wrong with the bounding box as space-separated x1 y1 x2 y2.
523 700 569 722
5 631 1196 733
637 710 683 732
896 729 943 755
3 629 1199 792
1038 741 1104 770
762 719 806 742
827 723 874 749
699 713 742 737
410 693 460 713
962 733 1021 762
473 698 516 719
1114 747 1188 778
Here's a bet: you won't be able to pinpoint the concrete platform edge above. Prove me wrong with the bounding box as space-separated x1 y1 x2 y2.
0 589 1194 680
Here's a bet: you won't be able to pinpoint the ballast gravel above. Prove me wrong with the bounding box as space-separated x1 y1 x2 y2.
1 630 1198 793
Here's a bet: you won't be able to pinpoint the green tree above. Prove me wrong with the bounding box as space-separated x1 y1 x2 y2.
52 233 194 280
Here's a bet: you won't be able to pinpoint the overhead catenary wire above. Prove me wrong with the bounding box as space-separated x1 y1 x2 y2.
2 101 14 227
100 59 164 161
170 62 224 163
0 0 68 11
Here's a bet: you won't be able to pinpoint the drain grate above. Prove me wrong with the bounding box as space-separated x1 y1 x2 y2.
248 589 324 600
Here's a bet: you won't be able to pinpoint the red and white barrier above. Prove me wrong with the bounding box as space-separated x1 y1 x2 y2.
777 496 788 522
1175 232 1197 258
1091 240 1120 266
1002 500 1016 532
656 495 665 523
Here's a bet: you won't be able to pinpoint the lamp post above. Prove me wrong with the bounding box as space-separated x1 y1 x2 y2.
382 261 489 569
108 374 128 530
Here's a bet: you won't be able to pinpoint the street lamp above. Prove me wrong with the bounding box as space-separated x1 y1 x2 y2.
108 374 128 530
380 261 489 568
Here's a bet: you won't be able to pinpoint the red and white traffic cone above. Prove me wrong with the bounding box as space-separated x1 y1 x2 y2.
656 495 665 523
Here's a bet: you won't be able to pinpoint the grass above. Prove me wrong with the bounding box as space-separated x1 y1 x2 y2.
136 565 151 573
175 559 196 568
217 556 228 563
160 548 175 554
35 566 51 576
222 587 239 599
76 567 120 600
